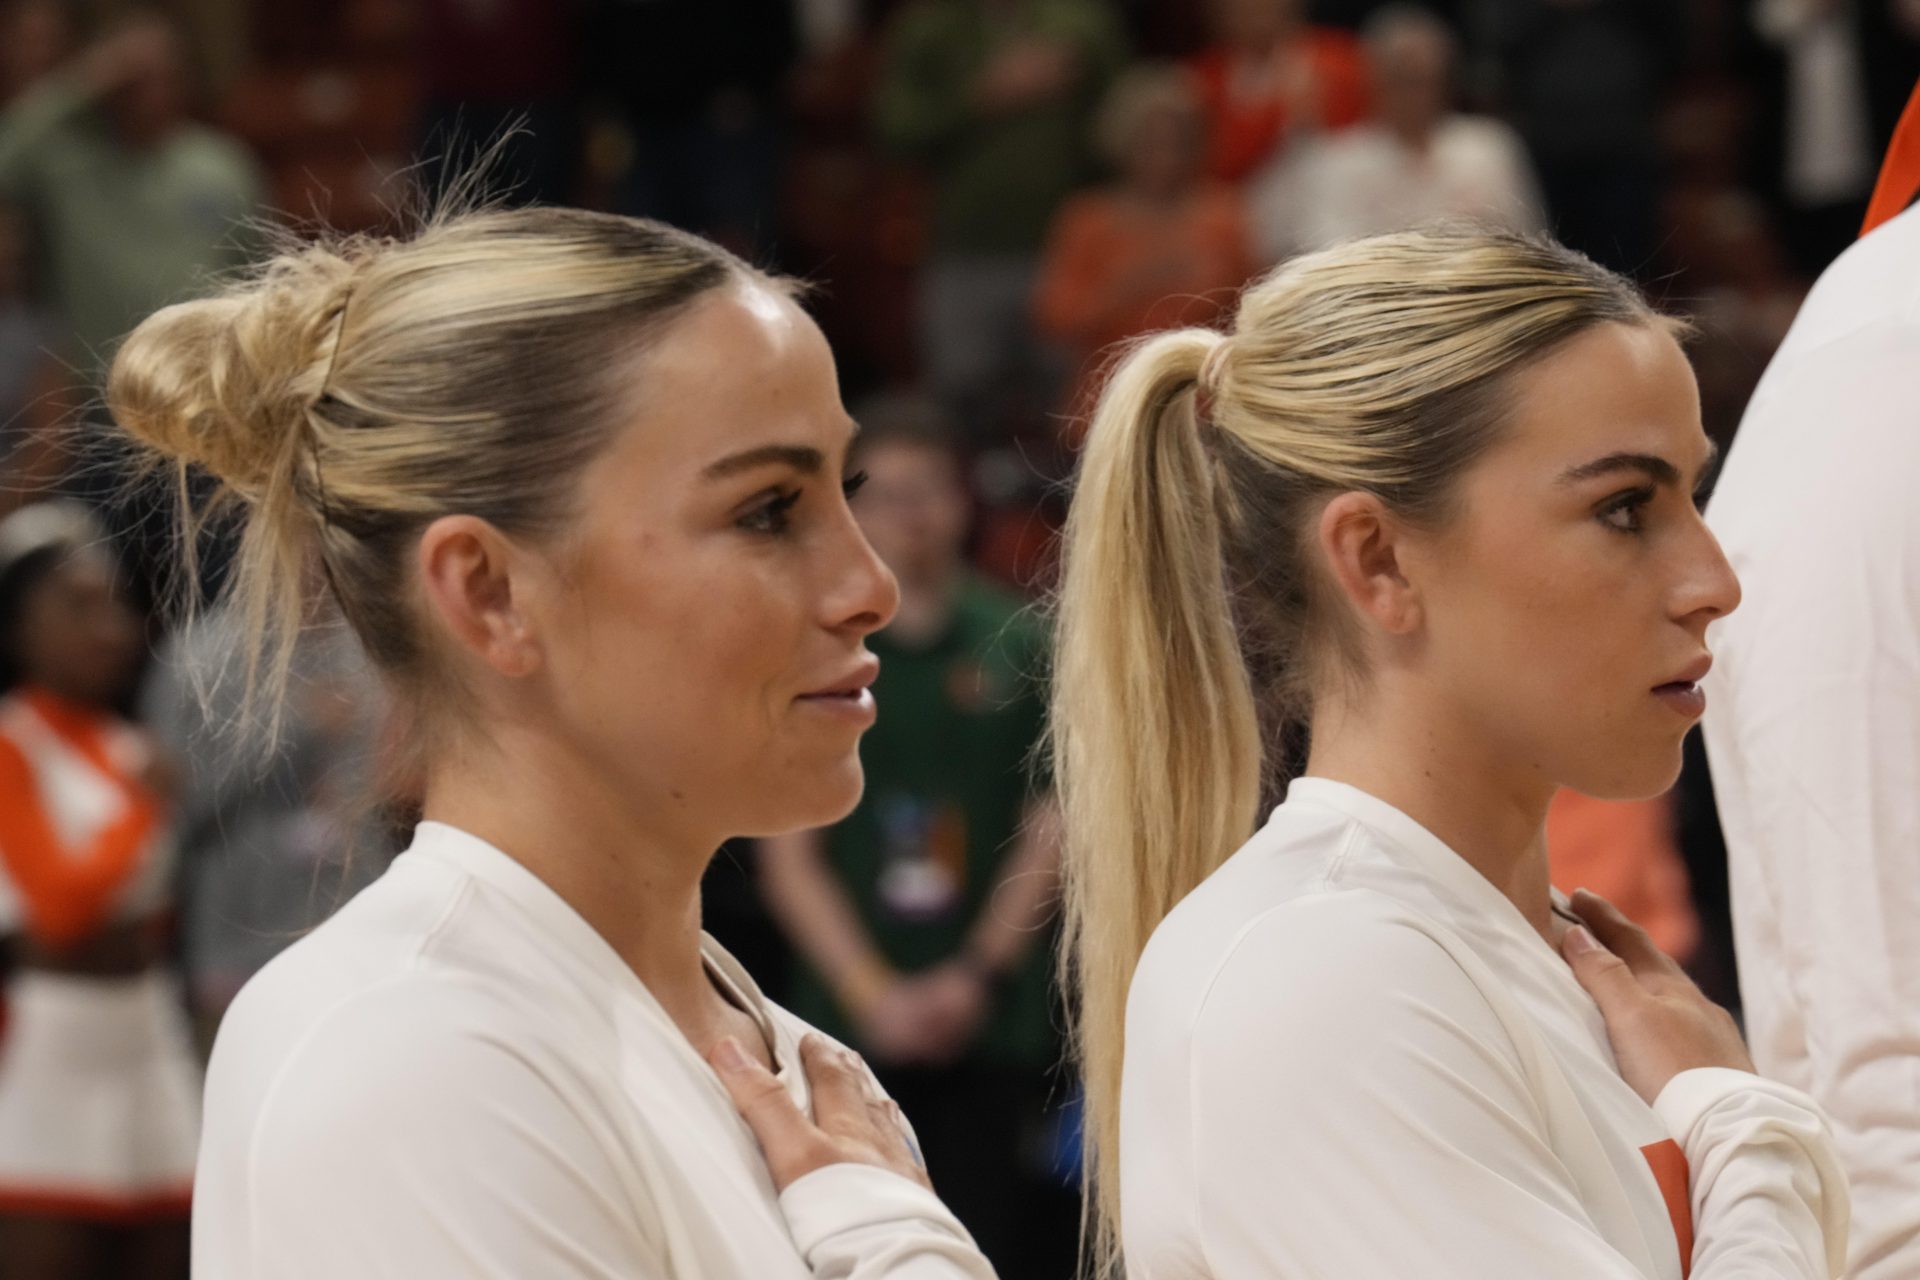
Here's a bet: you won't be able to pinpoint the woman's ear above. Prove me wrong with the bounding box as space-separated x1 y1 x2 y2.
1315 491 1422 636
416 515 543 679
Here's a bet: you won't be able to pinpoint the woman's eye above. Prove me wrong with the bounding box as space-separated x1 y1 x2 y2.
739 490 803 535
1599 489 1653 534
842 469 870 500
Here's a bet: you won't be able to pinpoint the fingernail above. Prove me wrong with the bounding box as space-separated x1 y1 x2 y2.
711 1036 749 1072
1565 925 1599 954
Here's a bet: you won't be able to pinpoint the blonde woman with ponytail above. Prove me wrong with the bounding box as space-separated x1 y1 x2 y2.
106 206 997 1279
1053 228 1850 1278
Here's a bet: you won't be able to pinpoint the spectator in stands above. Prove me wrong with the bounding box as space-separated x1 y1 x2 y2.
585 0 799 256
760 399 1069 1278
1546 789 1700 966
417 0 583 209
1248 4 1543 261
141 605 395 1044
0 501 197 1280
875 0 1128 438
0 11 262 379
1 0 72 108
1466 0 1682 277
1034 64 1255 434
0 9 263 588
0 201 52 484
1185 0 1370 185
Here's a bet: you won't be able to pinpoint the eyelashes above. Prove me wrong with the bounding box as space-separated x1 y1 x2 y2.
1596 484 1712 535
738 470 870 536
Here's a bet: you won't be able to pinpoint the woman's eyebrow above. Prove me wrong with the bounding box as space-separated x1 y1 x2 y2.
701 444 824 481
1558 440 1720 489
701 420 861 483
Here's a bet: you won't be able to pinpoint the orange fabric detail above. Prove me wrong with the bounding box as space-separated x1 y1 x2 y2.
0 694 161 950
1641 1139 1695 1277
1862 79 1920 237
1547 790 1700 963
0 1182 193 1223
1188 31 1371 183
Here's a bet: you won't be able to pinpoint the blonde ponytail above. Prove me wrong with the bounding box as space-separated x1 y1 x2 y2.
1051 227 1671 1274
1050 327 1264 1274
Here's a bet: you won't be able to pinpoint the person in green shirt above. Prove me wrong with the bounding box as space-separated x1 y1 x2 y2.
760 394 1070 1278
875 0 1128 439
0 13 263 385
0 12 264 589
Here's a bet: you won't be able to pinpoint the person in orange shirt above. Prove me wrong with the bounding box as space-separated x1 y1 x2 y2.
1185 0 1370 184
1034 64 1258 438
0 501 197 1280
1546 789 1701 966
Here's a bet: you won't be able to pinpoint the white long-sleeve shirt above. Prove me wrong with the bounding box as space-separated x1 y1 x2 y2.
193 821 995 1279
1121 777 1848 1278
1702 201 1920 1280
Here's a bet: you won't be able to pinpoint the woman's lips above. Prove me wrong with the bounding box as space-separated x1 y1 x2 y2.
795 686 878 725
1652 681 1706 719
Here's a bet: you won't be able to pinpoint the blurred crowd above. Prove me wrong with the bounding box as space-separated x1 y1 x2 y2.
0 0 1916 1276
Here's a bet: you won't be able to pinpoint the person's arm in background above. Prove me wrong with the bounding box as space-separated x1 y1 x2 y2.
897 797 1061 1064
759 824 902 1037
0 24 161 184
758 797 1060 1067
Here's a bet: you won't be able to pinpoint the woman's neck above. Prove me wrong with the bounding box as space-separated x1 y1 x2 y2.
421 723 719 1022
1304 684 1558 939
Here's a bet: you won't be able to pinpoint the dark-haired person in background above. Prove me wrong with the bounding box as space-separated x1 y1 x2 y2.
0 501 197 1280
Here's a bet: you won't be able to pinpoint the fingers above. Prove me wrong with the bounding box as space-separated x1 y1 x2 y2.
800 1033 876 1129
708 1036 813 1165
1560 923 1642 1019
1568 888 1680 978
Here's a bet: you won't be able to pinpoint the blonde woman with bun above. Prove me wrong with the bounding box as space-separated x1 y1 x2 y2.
1051 228 1851 1278
107 206 997 1279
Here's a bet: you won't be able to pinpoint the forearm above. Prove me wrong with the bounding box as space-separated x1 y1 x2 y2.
1657 1069 1849 1277
958 797 1059 976
759 829 894 1015
782 1166 997 1279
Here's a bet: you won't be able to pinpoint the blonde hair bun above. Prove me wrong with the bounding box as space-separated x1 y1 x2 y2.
109 245 357 500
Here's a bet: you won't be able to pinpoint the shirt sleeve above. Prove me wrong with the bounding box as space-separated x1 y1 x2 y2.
1180 899 1844 1278
241 983 669 1279
1655 1069 1849 1277
781 1164 998 1279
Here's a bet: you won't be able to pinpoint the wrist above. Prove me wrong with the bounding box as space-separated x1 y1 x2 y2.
835 953 896 1020
953 947 1013 997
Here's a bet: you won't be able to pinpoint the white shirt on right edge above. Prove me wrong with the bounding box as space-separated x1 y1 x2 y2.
1121 778 1848 1279
1703 201 1920 1280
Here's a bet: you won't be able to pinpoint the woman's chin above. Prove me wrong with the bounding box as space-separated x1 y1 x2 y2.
748 759 866 837
1563 744 1686 804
